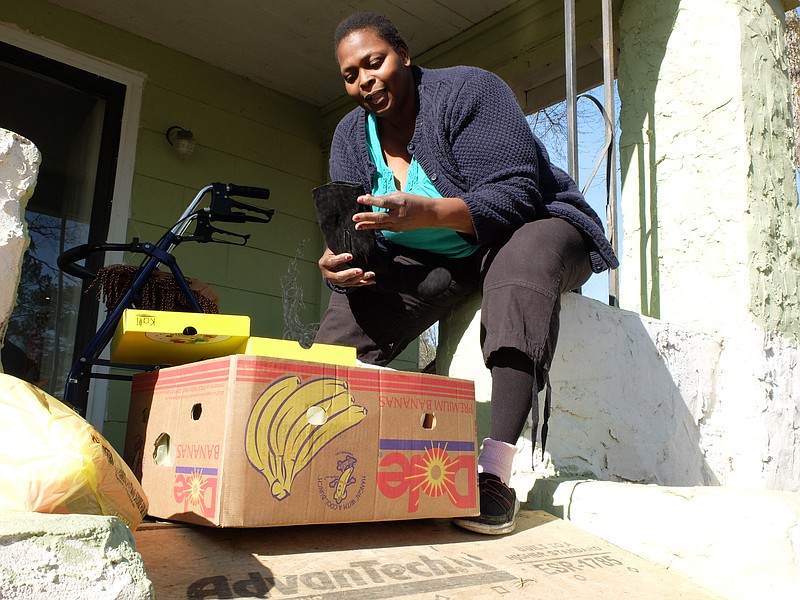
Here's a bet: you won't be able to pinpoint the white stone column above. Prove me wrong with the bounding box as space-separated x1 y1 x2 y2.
0 129 41 364
617 0 800 489
618 0 800 335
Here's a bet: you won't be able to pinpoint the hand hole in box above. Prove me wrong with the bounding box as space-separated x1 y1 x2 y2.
420 412 436 430
153 432 175 466
306 406 327 426
191 403 202 420
183 326 198 335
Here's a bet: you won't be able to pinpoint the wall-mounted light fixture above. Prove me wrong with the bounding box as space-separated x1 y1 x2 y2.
166 125 196 160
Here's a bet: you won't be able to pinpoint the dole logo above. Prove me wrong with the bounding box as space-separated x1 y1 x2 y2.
173 466 218 518
376 442 476 512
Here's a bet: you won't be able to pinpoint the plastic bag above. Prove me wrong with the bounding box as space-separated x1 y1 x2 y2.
0 373 148 529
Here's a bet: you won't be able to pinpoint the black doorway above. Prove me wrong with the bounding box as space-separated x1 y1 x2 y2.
0 40 126 405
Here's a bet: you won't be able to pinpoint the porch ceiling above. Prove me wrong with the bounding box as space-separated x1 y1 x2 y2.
47 0 616 113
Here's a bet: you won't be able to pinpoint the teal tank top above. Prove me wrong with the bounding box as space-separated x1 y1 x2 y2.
365 113 479 258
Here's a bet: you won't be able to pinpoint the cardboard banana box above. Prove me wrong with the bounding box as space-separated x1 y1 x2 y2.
123 355 479 527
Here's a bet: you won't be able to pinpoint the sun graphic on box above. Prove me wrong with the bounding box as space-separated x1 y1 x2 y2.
184 470 208 506
406 445 461 501
174 467 218 517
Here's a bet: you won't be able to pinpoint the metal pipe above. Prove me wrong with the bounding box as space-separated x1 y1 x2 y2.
564 0 578 181
602 0 619 307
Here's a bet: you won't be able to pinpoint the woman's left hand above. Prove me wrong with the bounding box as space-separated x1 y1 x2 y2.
353 192 428 231
353 192 475 235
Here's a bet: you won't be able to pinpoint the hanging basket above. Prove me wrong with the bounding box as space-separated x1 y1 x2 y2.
89 264 219 314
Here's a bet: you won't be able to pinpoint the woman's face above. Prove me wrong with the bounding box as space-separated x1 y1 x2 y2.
336 28 413 119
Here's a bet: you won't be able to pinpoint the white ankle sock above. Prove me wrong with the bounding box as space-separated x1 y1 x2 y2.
477 438 516 484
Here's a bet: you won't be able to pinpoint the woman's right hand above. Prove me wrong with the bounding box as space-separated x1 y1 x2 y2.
318 247 376 288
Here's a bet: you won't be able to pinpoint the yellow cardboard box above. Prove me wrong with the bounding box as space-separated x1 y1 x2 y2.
124 355 479 527
110 309 250 365
236 337 356 367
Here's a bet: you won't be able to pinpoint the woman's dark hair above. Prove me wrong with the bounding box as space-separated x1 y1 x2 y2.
334 12 408 56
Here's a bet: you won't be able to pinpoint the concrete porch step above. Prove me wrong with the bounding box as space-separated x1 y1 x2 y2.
4 479 798 600
130 510 724 599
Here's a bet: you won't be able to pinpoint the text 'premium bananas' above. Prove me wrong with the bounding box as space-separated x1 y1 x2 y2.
245 376 367 500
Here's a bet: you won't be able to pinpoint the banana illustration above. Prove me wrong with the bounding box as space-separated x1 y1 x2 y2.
281 378 355 459
293 403 367 472
245 376 367 500
245 375 299 479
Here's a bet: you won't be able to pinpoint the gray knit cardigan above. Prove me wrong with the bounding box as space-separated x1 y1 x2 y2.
328 64 618 273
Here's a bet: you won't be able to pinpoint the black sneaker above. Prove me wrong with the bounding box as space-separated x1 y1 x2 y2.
452 472 520 535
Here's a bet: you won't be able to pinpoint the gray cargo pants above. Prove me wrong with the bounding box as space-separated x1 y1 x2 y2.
315 217 592 372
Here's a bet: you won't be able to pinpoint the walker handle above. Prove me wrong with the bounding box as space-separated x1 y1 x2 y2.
57 244 95 280
225 183 270 200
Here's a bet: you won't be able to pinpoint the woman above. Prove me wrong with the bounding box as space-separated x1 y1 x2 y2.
315 12 617 534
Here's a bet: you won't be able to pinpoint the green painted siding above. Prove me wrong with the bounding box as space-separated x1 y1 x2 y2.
1 0 334 451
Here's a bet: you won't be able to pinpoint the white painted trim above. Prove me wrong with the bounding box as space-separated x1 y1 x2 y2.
0 22 145 430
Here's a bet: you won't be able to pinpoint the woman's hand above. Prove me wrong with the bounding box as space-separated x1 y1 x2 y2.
318 247 376 288
353 192 425 231
353 192 475 234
